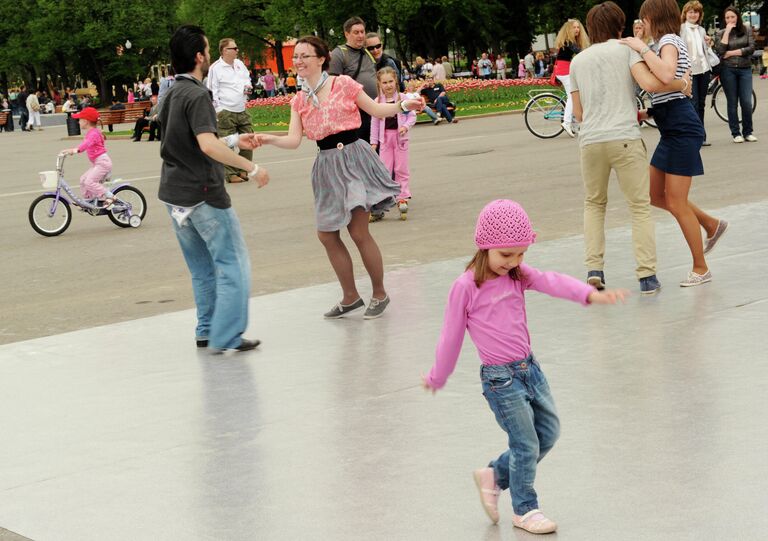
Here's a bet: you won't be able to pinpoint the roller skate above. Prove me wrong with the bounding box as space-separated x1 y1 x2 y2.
369 212 385 223
398 200 408 221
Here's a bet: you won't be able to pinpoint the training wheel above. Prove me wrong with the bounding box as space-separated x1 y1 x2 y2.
129 215 142 228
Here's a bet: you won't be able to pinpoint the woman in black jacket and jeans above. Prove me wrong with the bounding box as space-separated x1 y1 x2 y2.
714 6 756 143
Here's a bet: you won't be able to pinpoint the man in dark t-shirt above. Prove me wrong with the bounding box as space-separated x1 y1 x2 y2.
419 76 457 123
159 25 269 353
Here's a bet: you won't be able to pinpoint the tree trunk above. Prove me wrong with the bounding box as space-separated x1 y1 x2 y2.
274 40 285 75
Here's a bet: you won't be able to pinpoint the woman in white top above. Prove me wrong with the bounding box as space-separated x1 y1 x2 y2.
680 1 715 145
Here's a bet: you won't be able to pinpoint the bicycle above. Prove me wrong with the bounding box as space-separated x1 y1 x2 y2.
524 86 654 139
29 152 147 237
708 73 757 122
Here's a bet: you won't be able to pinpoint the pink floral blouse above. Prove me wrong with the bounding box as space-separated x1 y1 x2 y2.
291 75 363 141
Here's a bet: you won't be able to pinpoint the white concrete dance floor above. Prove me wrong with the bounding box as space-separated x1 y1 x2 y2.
2 202 766 541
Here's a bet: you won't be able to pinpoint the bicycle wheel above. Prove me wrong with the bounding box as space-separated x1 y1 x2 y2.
636 91 657 129
713 84 757 122
29 194 71 236
524 93 565 139
108 186 147 228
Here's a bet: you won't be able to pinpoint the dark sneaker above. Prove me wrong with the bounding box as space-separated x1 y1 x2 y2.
587 270 605 290
639 275 661 295
363 295 390 319
196 338 208 348
703 220 728 255
209 338 261 355
324 298 365 319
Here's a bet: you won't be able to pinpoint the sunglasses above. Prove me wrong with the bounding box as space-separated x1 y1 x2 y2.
366 44 382 51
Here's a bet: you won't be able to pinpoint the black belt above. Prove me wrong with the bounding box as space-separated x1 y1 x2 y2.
316 129 359 150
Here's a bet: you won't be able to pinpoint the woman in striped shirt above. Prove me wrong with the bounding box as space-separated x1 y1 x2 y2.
622 0 726 287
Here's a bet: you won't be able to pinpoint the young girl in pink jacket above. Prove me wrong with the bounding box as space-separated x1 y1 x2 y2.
370 67 416 221
422 200 627 534
62 107 116 208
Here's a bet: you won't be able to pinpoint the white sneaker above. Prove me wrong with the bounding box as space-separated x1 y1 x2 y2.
561 122 575 138
680 270 712 287
733 135 745 143
745 134 758 142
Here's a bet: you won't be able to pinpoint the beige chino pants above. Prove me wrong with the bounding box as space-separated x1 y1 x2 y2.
580 139 657 280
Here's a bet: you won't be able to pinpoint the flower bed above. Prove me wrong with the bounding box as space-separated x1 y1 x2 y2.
246 78 557 128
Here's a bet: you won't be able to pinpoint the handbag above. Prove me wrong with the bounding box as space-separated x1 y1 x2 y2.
706 47 720 68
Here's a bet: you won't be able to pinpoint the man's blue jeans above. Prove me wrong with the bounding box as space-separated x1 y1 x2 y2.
433 96 454 122
167 203 251 349
719 66 753 137
480 354 560 516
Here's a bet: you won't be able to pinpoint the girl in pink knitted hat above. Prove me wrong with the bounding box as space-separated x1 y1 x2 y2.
422 200 627 534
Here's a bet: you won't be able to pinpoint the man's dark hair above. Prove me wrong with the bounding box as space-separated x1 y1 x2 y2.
343 16 365 33
586 1 626 44
170 25 207 75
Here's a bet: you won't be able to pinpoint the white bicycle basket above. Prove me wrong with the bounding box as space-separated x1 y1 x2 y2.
39 171 58 189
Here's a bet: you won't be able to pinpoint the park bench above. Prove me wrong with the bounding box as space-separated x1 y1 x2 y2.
97 102 151 130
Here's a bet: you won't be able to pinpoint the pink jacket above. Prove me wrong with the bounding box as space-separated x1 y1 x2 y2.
370 92 417 145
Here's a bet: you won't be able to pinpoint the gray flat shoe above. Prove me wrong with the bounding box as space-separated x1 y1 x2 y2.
324 298 365 319
363 296 390 319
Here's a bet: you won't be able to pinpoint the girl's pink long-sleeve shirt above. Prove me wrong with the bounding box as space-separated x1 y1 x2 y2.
426 264 594 389
77 127 107 162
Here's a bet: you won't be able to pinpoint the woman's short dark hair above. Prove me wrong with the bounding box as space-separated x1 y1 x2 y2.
586 1 625 44
639 0 683 40
723 6 746 36
296 36 331 71
343 16 365 33
170 25 207 75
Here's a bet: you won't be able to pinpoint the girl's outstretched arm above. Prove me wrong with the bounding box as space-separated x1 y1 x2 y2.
259 108 303 149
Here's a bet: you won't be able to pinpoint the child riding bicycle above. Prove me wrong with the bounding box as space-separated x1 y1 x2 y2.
61 107 116 208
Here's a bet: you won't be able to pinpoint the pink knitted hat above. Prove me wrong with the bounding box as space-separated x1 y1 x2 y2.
474 200 536 249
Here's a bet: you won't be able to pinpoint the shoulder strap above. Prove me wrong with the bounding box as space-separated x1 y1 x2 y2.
352 48 365 80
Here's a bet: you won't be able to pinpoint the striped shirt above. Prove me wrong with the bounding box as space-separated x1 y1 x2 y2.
650 34 690 105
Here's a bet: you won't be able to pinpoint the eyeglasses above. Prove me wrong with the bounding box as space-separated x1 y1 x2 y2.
292 54 318 61
225 47 239 51
366 44 382 51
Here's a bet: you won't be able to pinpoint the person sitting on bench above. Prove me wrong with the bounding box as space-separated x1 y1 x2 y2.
420 75 457 124
132 95 160 141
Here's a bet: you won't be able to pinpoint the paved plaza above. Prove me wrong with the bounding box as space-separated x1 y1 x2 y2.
1 80 767 540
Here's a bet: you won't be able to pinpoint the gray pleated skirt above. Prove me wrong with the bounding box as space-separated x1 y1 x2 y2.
311 139 399 232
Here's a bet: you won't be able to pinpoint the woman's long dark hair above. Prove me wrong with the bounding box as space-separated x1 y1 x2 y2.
723 6 746 36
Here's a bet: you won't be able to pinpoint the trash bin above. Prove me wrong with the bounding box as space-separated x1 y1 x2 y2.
66 113 81 136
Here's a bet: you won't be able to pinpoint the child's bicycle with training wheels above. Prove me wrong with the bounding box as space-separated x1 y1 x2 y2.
28 152 147 237
524 86 656 139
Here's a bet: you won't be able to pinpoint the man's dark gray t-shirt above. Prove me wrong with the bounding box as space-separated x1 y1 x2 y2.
328 45 377 99
158 75 230 209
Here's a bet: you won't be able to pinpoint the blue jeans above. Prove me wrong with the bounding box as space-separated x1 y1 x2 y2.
481 354 560 515
719 66 753 137
422 106 438 121
433 96 454 122
167 203 251 349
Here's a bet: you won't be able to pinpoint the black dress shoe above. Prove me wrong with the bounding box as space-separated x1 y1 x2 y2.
209 338 261 354
235 338 261 352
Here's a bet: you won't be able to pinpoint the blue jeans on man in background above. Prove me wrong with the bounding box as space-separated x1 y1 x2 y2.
481 354 560 516
167 203 251 350
719 66 753 137
432 95 454 122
